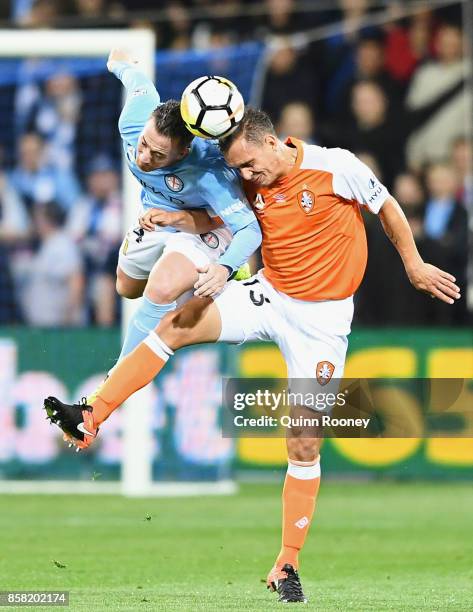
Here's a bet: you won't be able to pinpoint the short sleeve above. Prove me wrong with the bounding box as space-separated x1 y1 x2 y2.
331 149 389 214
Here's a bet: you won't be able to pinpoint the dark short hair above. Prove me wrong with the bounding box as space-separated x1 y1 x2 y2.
151 100 194 148
219 107 276 154
39 201 66 227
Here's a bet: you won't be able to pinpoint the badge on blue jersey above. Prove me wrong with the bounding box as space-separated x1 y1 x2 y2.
165 174 184 192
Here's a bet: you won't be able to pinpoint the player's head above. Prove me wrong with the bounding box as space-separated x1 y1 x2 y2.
136 100 194 172
220 107 282 187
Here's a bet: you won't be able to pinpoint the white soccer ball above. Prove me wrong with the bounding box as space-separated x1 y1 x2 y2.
180 76 245 139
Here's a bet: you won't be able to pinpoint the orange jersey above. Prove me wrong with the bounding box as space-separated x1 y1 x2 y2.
244 138 389 301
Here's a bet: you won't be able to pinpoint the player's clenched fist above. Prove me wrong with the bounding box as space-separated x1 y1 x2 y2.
139 209 179 231
194 263 230 298
406 262 461 304
107 48 136 71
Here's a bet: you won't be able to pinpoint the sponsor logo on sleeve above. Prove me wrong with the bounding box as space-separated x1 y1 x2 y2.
220 200 246 216
132 87 148 97
368 177 383 205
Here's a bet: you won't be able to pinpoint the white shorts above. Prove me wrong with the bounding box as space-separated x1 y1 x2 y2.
215 271 354 402
118 221 232 280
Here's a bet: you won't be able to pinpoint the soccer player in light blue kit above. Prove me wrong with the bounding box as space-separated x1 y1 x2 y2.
106 49 261 360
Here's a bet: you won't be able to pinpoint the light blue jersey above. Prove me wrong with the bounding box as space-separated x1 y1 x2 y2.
110 62 261 272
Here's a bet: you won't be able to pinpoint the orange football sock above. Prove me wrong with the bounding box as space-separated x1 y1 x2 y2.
91 333 172 425
275 458 321 570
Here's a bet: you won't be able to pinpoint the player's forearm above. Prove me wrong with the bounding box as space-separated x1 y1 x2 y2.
218 219 262 273
378 196 423 271
171 210 223 234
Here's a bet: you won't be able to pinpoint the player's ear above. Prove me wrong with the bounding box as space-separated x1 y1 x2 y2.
178 145 190 159
265 133 278 149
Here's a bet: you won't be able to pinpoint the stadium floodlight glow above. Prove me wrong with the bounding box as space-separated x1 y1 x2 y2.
0 29 236 498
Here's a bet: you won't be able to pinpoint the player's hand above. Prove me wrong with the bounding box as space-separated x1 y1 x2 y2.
139 209 179 231
406 262 461 304
107 48 137 71
194 263 230 298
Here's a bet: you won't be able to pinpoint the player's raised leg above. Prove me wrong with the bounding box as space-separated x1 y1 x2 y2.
44 276 265 449
44 295 222 448
116 251 198 360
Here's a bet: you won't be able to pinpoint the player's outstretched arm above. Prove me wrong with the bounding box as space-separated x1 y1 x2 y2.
107 48 160 139
139 208 222 233
378 196 461 304
107 48 136 72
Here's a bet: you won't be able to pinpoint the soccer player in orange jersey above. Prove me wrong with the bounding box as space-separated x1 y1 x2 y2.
45 108 461 603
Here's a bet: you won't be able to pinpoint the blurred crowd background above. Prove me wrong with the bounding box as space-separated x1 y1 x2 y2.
0 0 471 328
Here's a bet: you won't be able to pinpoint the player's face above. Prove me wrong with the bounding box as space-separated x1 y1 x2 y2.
225 135 281 187
136 120 187 171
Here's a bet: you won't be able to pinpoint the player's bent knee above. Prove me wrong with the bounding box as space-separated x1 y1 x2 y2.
116 268 146 299
145 282 178 305
116 279 140 299
157 310 189 350
287 436 321 463
157 297 214 350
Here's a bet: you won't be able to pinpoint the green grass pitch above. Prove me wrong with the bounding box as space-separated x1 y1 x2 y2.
1 482 472 611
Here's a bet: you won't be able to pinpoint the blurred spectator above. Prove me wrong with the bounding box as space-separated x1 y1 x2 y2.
18 74 82 171
191 0 246 50
394 172 425 234
158 2 192 50
22 0 60 27
70 0 126 23
18 202 85 327
355 151 383 183
0 153 27 324
261 37 319 122
322 0 380 113
422 162 468 324
0 244 20 324
347 80 404 188
450 136 473 211
321 71 465 190
66 154 122 324
255 0 306 36
276 102 316 143
406 24 467 169
94 247 120 326
356 171 428 325
9 133 82 212
335 36 403 118
384 7 435 83
11 0 35 23
0 156 31 244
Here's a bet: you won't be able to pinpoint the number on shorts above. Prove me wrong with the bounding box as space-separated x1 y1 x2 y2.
243 278 269 306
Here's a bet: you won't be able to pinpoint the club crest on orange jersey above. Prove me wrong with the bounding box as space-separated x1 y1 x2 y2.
316 361 335 386
298 190 315 214
253 193 265 210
